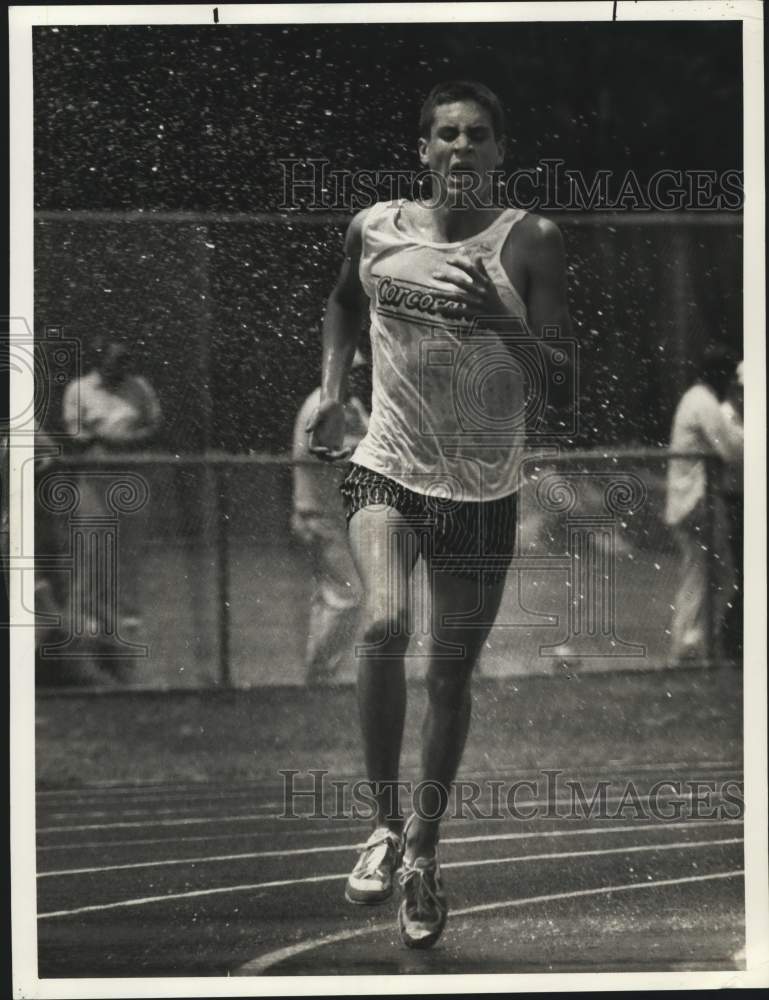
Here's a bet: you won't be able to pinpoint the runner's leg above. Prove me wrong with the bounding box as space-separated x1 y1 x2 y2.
405 569 506 859
349 505 420 830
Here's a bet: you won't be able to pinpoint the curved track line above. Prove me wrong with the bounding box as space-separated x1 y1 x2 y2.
237 869 744 975
37 818 743 878
39 870 344 919
37 837 742 918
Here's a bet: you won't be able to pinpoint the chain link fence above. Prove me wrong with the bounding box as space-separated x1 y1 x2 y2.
24 448 740 690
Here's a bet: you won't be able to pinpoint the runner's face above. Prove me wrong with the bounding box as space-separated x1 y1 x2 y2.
418 100 505 204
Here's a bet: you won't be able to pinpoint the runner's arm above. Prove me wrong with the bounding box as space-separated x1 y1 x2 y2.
525 217 573 342
320 209 370 404
524 219 575 434
308 209 371 459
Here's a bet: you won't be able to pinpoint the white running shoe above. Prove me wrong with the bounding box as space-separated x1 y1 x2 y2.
345 826 403 905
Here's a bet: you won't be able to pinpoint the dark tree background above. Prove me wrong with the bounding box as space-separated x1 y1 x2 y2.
33 21 742 452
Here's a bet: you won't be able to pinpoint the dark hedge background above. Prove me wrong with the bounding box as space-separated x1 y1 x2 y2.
34 22 742 212
33 21 743 452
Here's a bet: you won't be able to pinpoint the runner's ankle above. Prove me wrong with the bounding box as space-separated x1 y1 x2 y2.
404 819 439 861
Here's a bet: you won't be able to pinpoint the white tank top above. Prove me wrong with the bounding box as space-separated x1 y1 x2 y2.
353 199 529 502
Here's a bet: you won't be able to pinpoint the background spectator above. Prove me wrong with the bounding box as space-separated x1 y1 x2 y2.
291 350 370 685
665 345 743 665
61 339 161 647
63 340 161 453
721 360 744 662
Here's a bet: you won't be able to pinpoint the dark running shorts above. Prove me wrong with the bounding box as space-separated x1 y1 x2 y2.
339 463 517 586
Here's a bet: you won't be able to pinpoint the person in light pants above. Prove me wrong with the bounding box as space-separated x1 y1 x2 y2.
665 346 743 665
721 360 744 661
292 352 370 685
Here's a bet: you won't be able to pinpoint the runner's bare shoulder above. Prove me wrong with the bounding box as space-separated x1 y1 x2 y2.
342 205 377 258
515 211 565 252
507 212 567 280
331 207 377 304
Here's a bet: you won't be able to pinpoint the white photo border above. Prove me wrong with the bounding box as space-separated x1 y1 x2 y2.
9 2 767 996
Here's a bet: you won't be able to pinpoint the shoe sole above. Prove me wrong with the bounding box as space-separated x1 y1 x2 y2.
397 901 447 949
345 884 393 905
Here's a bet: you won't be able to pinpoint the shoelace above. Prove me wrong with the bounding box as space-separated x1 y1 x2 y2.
354 832 399 879
399 859 443 914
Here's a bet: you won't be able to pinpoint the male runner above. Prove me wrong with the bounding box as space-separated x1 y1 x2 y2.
308 80 572 949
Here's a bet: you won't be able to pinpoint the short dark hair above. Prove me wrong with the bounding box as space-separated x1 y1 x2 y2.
419 80 507 140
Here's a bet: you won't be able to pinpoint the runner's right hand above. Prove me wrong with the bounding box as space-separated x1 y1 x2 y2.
307 400 351 461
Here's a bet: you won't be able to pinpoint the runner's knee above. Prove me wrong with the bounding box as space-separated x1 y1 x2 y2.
359 606 410 655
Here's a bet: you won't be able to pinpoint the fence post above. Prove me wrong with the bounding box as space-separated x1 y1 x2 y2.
216 462 231 687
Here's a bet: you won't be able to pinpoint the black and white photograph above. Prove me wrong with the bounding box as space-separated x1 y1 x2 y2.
7 1 767 994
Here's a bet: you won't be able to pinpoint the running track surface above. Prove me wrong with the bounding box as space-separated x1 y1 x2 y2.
36 762 745 977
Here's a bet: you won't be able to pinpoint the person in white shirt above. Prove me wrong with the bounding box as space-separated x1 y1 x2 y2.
720 360 744 661
62 341 161 644
664 346 743 665
292 351 370 685
63 341 161 452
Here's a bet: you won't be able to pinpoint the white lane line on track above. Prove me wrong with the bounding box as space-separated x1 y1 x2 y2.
34 762 744 799
36 784 282 805
37 837 742 917
37 812 293 833
36 825 364 853
37 776 744 821
236 869 744 975
438 837 744 871
36 793 289 813
36 787 744 834
458 762 743 780
40 802 283 822
34 812 745 854
37 819 743 877
35 782 277 796
36 788 274 801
